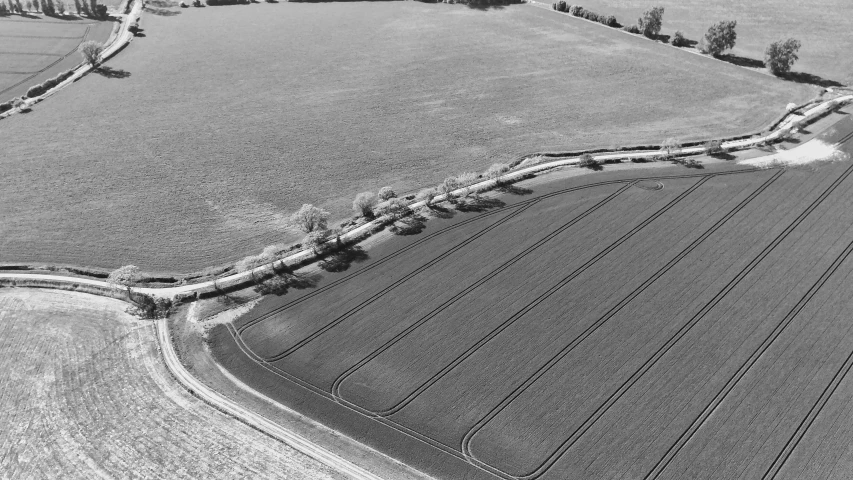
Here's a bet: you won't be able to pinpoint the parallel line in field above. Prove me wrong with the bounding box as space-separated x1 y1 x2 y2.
646 231 853 479
454 171 785 478
442 175 714 467
0 25 91 97
224 323 494 476
761 345 853 480
464 161 853 480
236 169 755 335
261 200 542 361
0 51 64 56
328 181 638 402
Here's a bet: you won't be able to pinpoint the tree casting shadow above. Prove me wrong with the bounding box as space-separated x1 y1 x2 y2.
456 196 506 212
143 6 181 15
95 66 131 78
254 272 321 296
319 245 369 272
495 183 533 196
390 214 428 236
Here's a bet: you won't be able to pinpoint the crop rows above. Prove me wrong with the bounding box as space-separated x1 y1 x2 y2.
217 153 853 479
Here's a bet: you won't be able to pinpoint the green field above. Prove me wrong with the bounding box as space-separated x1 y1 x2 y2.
0 2 813 272
572 0 853 83
0 16 114 101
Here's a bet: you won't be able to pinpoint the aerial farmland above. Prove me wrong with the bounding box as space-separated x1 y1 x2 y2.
1 0 853 479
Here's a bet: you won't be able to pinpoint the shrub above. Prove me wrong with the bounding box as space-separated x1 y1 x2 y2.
378 198 411 220
72 0 80 13
416 188 437 206
26 84 45 98
568 4 581 15
599 15 617 27
578 153 598 168
456 172 479 197
703 140 723 155
56 0 64 13
552 2 555 10
352 191 377 218
671 30 688 47
638 6 664 38
303 228 331 255
623 24 640 34
80 0 89 14
133 293 173 319
0 101 13 113
660 137 680 159
290 204 329 233
703 20 737 57
78 40 103 66
439 176 461 202
765 38 801 76
93 2 104 16
484 163 509 180
0 2 7 13
25 0 32 10
555 0 565 11
582 10 598 22
378 186 396 201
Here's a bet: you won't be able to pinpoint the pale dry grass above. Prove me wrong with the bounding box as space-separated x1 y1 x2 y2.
0 288 343 480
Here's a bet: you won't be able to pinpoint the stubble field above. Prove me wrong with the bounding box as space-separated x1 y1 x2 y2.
0 1 812 272
210 118 853 479
0 288 343 479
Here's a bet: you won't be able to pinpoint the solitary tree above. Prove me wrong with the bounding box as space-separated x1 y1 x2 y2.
289 203 329 233
638 6 664 38
702 20 737 56
377 186 396 201
660 138 681 159
765 38 802 76
578 153 598 169
703 139 723 155
78 40 103 66
352 191 377 218
108 265 141 298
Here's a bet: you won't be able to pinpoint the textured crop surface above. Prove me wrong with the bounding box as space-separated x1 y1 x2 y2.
210 120 853 480
0 17 114 101
573 0 853 82
0 2 812 272
0 289 343 480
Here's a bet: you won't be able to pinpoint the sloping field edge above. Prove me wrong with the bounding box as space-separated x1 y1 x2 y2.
0 95 849 298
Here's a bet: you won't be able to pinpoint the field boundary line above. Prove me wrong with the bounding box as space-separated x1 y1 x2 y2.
330 182 638 406
464 161 853 480
0 0 141 115
152 318 387 480
646 235 853 479
256 201 540 360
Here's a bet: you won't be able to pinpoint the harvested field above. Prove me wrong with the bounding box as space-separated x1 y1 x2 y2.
0 1 813 272
210 119 853 479
0 16 114 101
570 0 853 83
0 288 343 479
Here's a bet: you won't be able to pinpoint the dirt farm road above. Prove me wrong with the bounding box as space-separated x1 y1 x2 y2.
153 318 384 480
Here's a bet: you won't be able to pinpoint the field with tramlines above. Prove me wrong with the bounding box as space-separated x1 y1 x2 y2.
0 289 342 479
210 117 853 479
0 16 113 102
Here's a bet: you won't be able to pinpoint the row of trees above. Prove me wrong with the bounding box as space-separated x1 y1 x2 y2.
0 0 106 16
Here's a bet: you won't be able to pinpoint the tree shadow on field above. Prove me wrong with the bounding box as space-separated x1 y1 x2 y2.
495 183 533 196
147 0 180 6
718 53 765 69
253 272 321 296
143 5 181 15
423 204 456 219
95 66 131 78
319 245 369 272
465 2 506 10
456 196 506 212
711 152 736 161
389 213 428 236
781 71 844 88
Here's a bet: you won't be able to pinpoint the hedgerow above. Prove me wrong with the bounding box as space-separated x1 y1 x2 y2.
24 70 75 98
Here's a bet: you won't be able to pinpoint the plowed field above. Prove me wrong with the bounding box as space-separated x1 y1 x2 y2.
0 289 342 479
211 118 853 479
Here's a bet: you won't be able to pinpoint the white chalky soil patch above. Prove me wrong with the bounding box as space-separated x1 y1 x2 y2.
741 139 848 168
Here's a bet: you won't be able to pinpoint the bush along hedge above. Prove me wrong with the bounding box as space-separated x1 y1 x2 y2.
206 0 247 6
24 70 75 99
554 4 618 27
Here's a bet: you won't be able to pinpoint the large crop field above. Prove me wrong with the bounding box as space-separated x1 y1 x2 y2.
210 118 853 479
572 0 853 83
0 1 813 272
0 288 343 479
0 16 114 101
